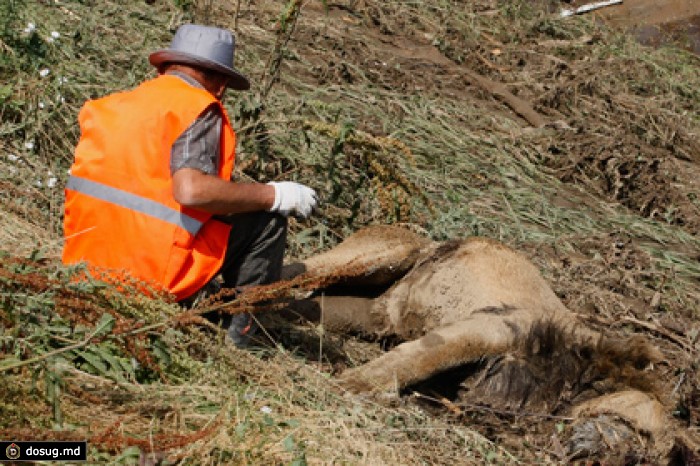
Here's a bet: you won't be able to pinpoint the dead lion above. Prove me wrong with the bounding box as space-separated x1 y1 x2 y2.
278 225 694 462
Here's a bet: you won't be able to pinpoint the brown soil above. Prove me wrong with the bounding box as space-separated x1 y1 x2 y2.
636 14 700 55
593 0 700 27
272 0 700 237
578 0 700 54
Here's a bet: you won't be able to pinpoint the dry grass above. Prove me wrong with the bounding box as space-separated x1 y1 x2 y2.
1 0 699 463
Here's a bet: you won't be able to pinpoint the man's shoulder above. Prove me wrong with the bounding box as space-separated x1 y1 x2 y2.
138 74 209 98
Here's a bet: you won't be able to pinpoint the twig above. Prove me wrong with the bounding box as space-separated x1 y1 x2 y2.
577 312 695 353
560 0 623 18
171 255 387 331
412 392 575 421
620 315 695 353
233 0 242 32
0 324 106 372
116 321 169 337
259 0 304 101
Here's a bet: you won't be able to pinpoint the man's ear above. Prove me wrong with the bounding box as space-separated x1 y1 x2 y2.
202 71 228 99
215 82 228 100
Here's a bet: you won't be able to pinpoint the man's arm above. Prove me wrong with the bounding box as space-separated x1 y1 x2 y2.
167 85 316 218
172 167 275 214
173 168 318 218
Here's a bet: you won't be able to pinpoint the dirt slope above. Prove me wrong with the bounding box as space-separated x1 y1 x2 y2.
595 0 700 26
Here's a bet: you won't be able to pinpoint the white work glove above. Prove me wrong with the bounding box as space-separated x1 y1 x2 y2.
267 181 318 218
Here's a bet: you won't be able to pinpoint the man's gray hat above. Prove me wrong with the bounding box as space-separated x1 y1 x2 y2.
149 24 250 91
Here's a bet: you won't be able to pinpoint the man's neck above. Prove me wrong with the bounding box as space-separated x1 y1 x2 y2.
165 70 205 90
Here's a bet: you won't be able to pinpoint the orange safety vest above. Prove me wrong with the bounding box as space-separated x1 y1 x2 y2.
63 74 236 301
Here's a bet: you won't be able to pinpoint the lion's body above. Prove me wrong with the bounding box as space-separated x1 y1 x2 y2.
373 237 570 338
282 225 684 459
293 227 587 391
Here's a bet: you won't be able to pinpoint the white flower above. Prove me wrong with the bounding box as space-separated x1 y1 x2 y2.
24 141 35 150
51 31 60 39
47 177 58 188
35 180 43 187
260 406 272 414
39 68 50 78
38 102 45 109
58 76 68 84
7 154 19 162
23 22 36 34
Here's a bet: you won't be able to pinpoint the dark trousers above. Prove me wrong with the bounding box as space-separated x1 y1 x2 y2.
218 211 288 288
211 211 288 345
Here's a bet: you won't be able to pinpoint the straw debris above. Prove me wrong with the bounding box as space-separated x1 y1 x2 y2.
1 0 699 463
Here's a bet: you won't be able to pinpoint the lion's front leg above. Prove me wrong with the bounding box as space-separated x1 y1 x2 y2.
337 310 538 393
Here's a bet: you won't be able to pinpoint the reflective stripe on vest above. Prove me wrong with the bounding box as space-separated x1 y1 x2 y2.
66 175 203 236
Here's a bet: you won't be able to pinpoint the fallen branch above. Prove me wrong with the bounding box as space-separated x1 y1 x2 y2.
463 69 548 128
0 318 111 372
411 392 575 421
577 312 695 353
173 259 375 325
91 416 222 454
620 315 695 353
560 0 623 18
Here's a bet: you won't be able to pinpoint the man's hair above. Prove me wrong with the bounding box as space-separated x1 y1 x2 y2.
159 62 227 85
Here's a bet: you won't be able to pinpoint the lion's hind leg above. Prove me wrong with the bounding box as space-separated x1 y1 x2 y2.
281 295 390 337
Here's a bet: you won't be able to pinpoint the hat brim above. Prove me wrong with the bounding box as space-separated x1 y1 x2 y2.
149 50 250 91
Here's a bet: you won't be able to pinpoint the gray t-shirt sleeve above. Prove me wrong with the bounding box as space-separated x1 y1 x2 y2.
170 103 222 176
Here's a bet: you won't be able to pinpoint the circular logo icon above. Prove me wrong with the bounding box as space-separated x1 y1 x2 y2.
6 443 20 460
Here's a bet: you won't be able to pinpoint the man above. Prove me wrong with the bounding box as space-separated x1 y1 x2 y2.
63 24 317 345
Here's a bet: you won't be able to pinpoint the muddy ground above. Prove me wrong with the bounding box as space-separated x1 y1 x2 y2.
581 0 700 54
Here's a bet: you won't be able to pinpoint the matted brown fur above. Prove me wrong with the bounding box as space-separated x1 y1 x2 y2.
288 225 678 459
297 224 431 287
